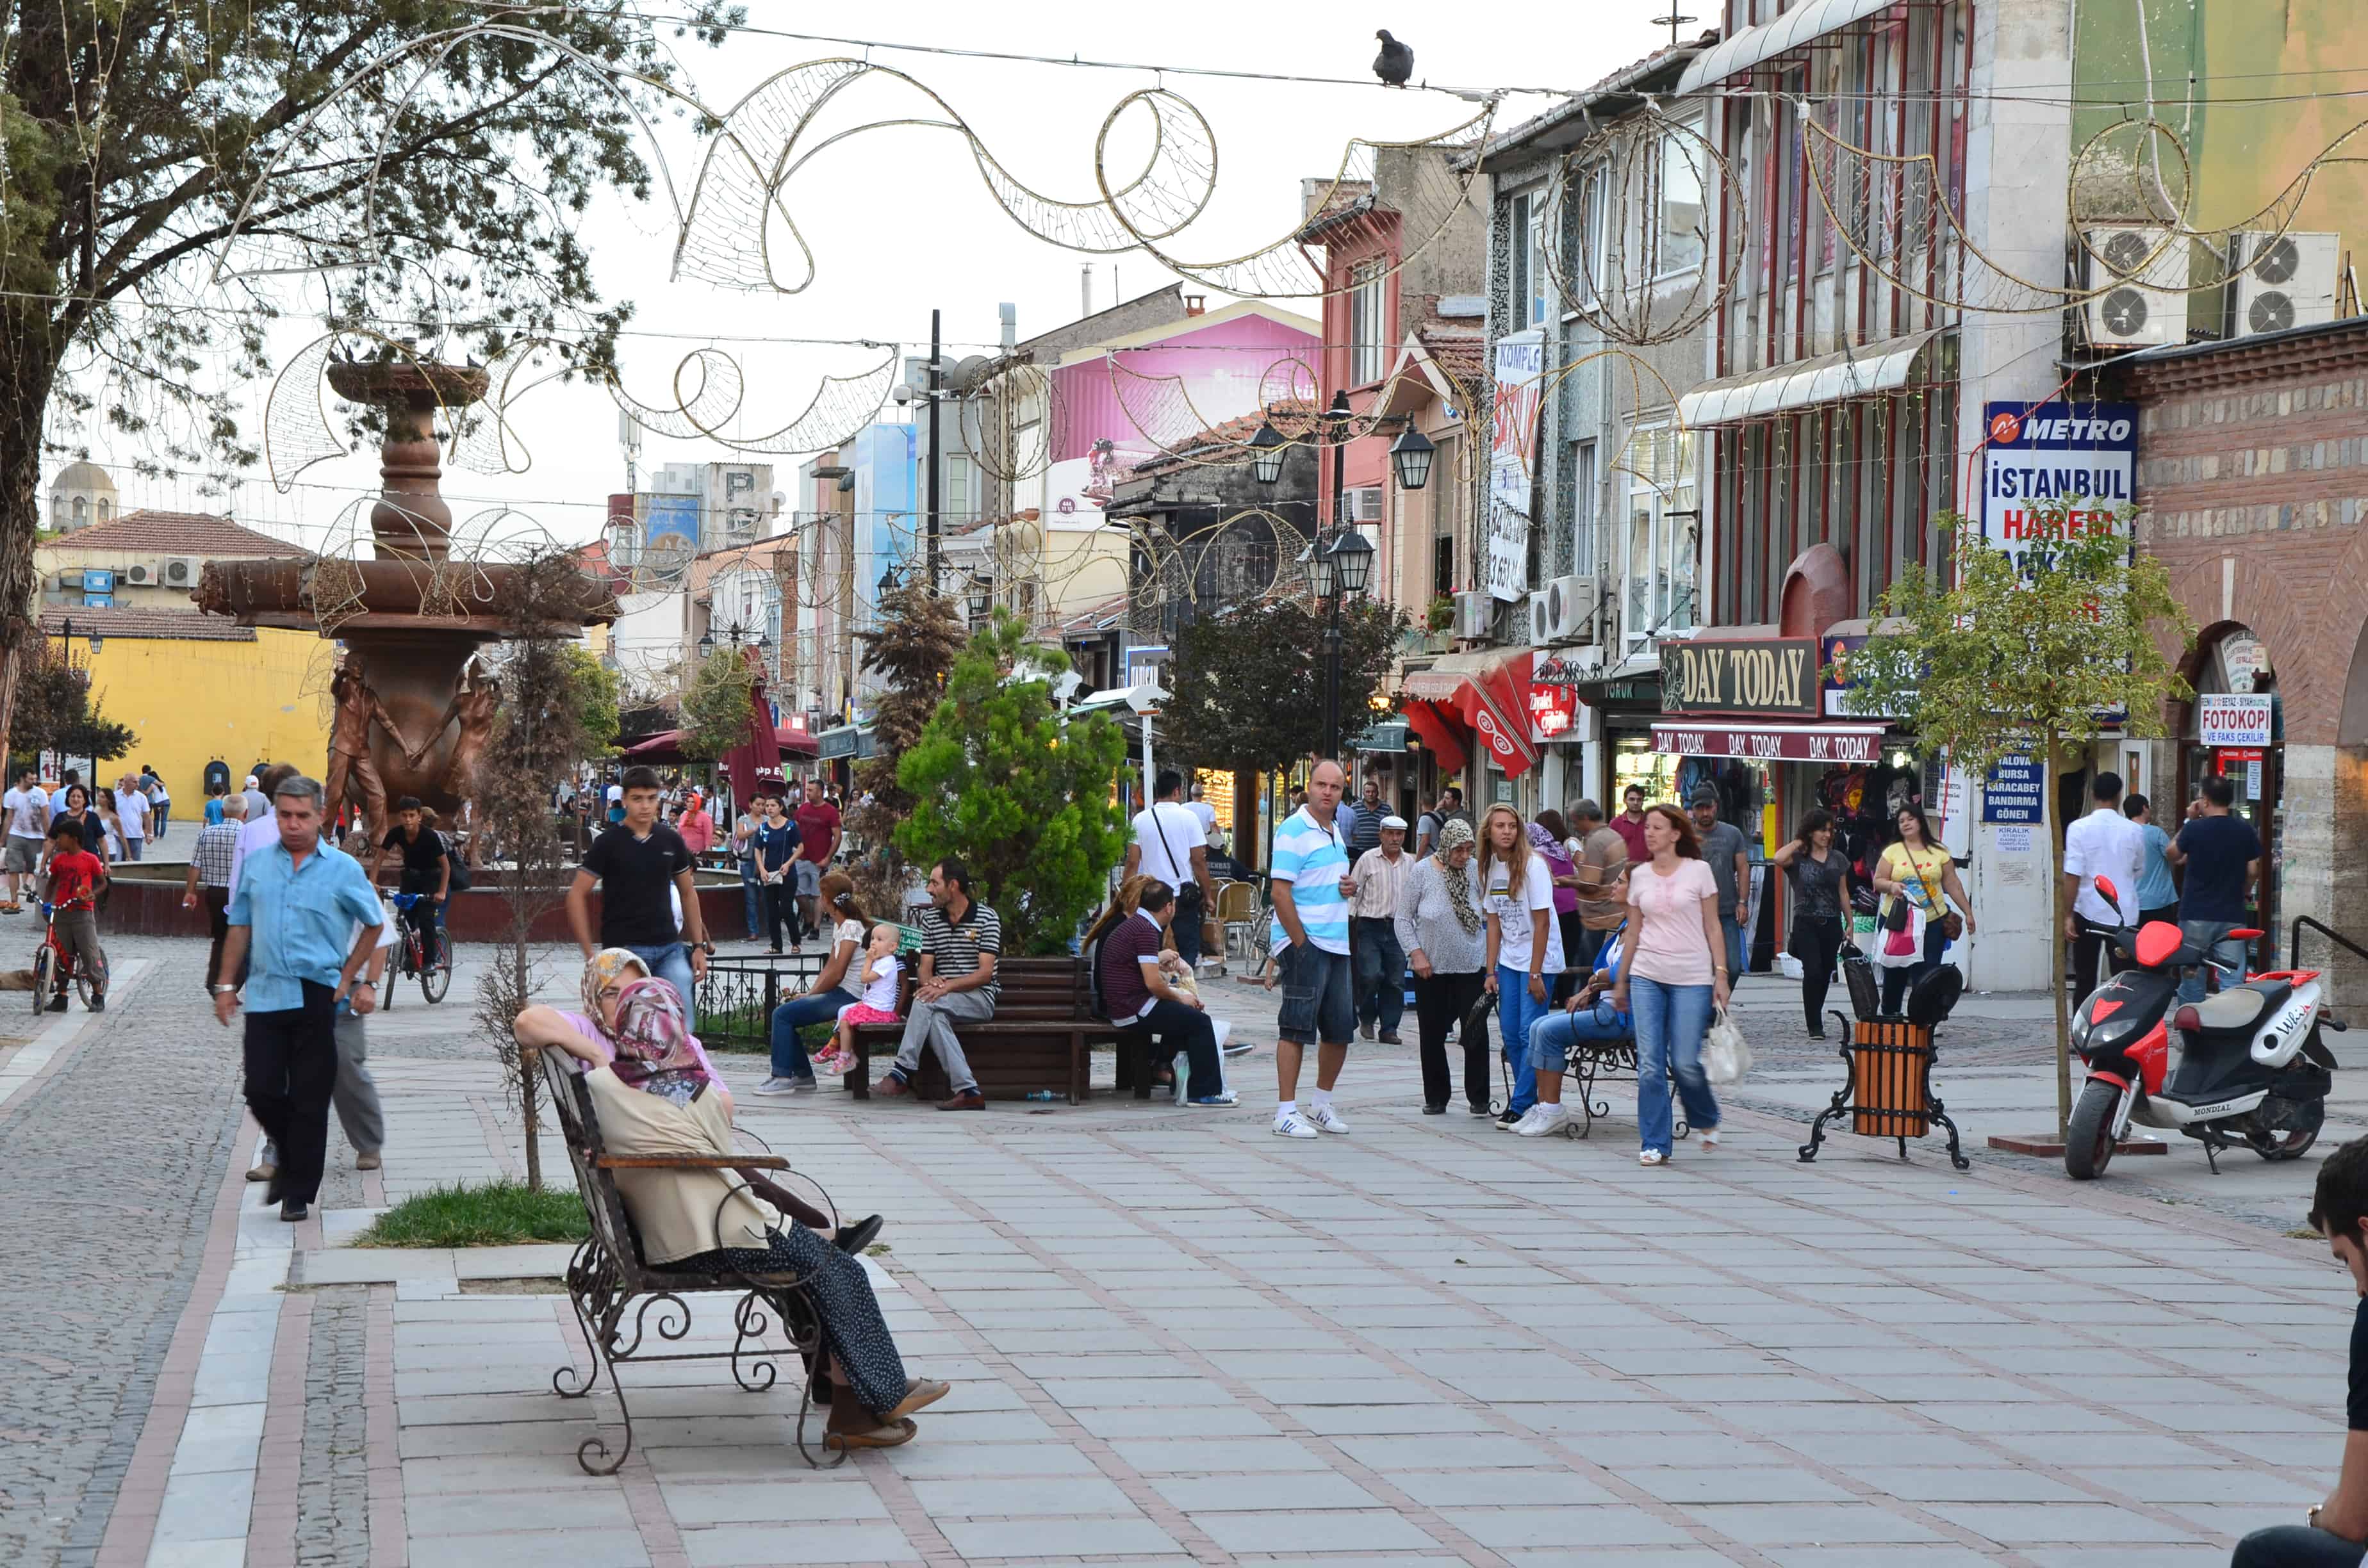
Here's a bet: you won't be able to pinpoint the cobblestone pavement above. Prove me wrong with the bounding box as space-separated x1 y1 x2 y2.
22 939 2365 1567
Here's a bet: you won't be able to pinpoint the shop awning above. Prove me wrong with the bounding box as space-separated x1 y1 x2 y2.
1400 651 1540 778
1677 329 1947 429
623 724 820 767
1354 721 1410 753
1402 701 1469 774
1676 0 1899 94
1651 720 1888 764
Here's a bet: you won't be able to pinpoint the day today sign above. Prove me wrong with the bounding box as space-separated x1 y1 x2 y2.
1660 637 1820 718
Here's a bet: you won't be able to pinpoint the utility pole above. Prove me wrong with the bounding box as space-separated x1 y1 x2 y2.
926 307 942 596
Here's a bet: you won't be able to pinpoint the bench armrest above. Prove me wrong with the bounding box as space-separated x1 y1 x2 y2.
595 1154 791 1171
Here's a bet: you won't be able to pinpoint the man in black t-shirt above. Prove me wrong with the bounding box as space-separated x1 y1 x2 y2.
567 765 711 1024
2164 774 2265 1002
2232 1136 2368 1566
373 796 449 966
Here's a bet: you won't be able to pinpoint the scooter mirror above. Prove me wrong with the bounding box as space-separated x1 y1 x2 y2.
2094 876 2120 908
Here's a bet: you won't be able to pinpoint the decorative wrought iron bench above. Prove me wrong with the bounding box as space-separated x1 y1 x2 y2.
538 1047 846 1475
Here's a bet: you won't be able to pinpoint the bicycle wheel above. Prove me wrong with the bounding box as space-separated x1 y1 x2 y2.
420 930 450 1003
74 949 107 1008
28 945 53 1014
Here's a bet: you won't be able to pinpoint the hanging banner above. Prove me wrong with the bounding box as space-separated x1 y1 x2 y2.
1979 400 2137 584
1484 331 1545 602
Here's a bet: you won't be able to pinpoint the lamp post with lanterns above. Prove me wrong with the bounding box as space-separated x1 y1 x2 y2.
1249 395 1433 761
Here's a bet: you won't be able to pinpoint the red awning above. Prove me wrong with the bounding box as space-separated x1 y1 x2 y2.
1650 721 1887 764
1399 652 1540 778
1402 700 1469 774
623 724 821 766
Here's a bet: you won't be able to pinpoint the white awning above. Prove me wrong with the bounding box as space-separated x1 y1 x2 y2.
1677 0 1902 95
1400 651 1506 701
1677 330 1947 429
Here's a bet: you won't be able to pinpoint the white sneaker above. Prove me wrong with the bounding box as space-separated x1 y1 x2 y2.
1516 1103 1572 1137
1273 1110 1319 1139
1501 1104 1543 1134
1306 1102 1351 1136
1639 1148 1666 1166
1697 1127 1722 1149
753 1076 802 1096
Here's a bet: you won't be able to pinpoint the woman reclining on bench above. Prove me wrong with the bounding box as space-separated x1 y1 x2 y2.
514 949 948 1450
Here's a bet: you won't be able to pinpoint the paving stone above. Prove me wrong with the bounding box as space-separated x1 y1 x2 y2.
1441 1505 1691 1549
407 1488 639 1537
1917 1501 2208 1544
907 1477 1138 1516
936 1517 1180 1557
1189 1507 1441 1553
1151 1471 1381 1512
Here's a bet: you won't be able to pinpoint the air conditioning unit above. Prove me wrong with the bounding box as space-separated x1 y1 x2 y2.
55 569 83 589
2228 230 2339 338
161 556 202 589
1345 487 1384 524
123 562 158 586
1543 574 1599 642
1524 589 1553 646
2082 225 2189 348
1452 589 1496 642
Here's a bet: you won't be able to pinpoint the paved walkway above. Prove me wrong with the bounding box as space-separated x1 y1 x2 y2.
13 940 2357 1567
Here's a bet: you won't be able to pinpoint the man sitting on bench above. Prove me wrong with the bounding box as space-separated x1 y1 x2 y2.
1096 880 1230 1106
878 856 996 1111
1517 922 1632 1138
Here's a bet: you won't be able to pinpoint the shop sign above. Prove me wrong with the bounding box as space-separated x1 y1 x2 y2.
1980 400 2136 584
1484 332 1545 602
2197 692 2272 748
1530 649 1595 688
1660 637 1819 717
1649 723 1884 763
2221 632 2269 689
1981 753 2043 824
1527 681 1579 740
1819 632 1912 719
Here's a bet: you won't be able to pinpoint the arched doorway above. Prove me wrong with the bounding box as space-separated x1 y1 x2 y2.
2180 625 2280 949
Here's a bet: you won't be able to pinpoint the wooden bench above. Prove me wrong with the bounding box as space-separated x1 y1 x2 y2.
537 1048 844 1474
839 956 1118 1103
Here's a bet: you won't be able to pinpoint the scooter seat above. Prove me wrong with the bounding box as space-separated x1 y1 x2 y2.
2189 981 2292 1031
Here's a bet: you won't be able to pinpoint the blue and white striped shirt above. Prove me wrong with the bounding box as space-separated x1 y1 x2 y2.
1270 806 1351 956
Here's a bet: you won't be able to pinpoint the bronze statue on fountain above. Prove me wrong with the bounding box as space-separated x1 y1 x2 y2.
197 355 616 844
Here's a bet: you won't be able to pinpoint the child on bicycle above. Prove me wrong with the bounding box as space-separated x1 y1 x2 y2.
814 922 902 1076
44 817 108 1012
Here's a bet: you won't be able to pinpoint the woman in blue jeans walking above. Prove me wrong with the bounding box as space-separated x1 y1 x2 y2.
1609 804 1726 1166
1479 805 1564 1131
755 874 871 1095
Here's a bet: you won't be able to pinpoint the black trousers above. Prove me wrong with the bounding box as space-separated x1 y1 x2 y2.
203 886 231 996
1793 916 1846 1031
763 881 796 950
1130 997 1224 1100
2072 914 2123 1005
243 980 340 1204
1413 969 1489 1110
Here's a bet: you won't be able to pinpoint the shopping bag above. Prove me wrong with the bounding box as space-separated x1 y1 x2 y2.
1704 1007 1753 1085
1873 904 1927 968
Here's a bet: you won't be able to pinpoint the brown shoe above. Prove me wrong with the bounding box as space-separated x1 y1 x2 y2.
876 1075 912 1098
886 1378 951 1420
246 1162 277 1184
937 1090 986 1111
824 1416 916 1451
354 1151 382 1171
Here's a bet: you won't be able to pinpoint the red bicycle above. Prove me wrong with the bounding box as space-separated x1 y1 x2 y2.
31 897 104 1013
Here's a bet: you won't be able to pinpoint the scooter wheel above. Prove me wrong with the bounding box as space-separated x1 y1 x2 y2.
2066 1078 2120 1180
2258 1127 2319 1161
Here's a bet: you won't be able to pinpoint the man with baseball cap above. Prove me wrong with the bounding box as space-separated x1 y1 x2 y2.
1348 812 1413 1043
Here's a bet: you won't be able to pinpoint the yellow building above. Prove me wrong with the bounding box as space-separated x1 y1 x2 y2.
39 608 334 812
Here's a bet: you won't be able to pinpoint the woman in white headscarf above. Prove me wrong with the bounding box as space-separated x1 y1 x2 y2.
514 951 945 1449
1394 818 1492 1116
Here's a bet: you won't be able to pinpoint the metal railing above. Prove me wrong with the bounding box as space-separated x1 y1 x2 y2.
695 953 825 1052
2290 915 2368 975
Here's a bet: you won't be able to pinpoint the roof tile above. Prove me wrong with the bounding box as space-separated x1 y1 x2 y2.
38 606 257 642
45 509 304 558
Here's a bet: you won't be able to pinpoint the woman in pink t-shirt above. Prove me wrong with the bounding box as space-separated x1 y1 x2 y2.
1609 804 1727 1166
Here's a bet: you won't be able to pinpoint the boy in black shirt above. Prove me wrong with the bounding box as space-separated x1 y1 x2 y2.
567 765 711 1023
374 796 450 967
2235 1136 2368 1565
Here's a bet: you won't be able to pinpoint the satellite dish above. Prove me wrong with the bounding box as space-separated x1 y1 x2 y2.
949 354 994 394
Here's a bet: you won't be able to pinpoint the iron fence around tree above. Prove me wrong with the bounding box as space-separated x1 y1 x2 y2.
695 953 825 1053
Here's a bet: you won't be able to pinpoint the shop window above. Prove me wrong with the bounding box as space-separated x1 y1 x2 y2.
1656 114 1707 277
1349 261 1386 386
1625 426 1698 654
1433 532 1454 600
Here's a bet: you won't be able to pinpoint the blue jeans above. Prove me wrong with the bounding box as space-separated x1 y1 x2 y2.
1720 914 1745 983
2178 918 2249 1004
623 942 698 1030
769 991 847 1081
1528 1005 1631 1074
1631 976 1720 1156
1497 965 1554 1115
2232 1525 2366 1568
738 861 763 940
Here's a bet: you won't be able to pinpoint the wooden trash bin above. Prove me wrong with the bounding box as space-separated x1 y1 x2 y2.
1800 1011 1968 1169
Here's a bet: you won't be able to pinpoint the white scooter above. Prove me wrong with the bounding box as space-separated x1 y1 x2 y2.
2064 876 2339 1179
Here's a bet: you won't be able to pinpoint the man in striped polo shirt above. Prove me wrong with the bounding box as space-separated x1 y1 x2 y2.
880 856 997 1110
1269 758 1357 1138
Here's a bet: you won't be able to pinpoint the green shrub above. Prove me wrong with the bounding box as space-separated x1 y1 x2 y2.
354 1180 591 1248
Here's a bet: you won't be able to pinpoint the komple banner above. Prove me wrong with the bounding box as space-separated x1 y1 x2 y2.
1485 332 1545 601
1979 400 2136 582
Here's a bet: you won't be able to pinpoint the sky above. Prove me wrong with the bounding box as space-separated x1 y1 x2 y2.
49 1 1682 552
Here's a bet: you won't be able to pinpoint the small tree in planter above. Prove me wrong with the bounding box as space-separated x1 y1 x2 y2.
892 616 1131 953
1845 507 2193 1137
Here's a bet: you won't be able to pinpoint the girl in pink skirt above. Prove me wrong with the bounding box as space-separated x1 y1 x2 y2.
815 923 902 1075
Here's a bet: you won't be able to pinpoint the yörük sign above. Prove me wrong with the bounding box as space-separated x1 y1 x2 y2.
1980 400 2136 584
1660 637 1819 718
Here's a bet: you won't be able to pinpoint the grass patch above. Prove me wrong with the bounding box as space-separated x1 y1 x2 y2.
2290 1227 2326 1241
353 1180 590 1249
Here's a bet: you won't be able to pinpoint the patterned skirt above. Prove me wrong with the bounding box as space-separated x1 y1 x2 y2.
661 1223 910 1416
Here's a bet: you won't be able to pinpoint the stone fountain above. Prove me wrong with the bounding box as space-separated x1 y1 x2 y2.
197 357 618 840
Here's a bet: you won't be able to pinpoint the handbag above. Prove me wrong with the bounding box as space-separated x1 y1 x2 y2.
1937 910 1964 943
1704 1007 1752 1084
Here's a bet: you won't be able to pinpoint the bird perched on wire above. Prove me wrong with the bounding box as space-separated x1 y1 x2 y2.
1373 30 1414 88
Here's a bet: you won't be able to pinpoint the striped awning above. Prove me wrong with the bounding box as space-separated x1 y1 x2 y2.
1677 0 1903 95
1677 330 1948 429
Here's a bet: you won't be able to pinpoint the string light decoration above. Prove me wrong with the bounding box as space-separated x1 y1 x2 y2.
1544 105 1747 348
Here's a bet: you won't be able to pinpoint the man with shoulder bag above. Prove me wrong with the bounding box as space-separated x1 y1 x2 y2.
1126 770 1217 967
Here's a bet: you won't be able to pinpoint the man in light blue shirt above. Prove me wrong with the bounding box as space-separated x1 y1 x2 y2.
213 774 387 1223
1270 759 1356 1139
2123 792 2180 929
